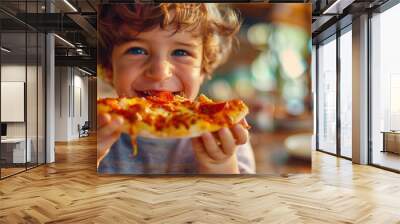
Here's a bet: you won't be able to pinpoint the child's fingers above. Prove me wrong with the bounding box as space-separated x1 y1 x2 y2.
98 130 121 151
201 132 225 161
97 130 121 167
192 137 209 161
217 127 236 156
98 115 124 139
239 118 250 129
192 137 202 150
98 113 111 128
97 115 124 163
231 124 249 145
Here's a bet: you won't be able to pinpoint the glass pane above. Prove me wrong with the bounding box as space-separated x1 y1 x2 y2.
311 45 317 151
1 30 27 177
371 4 400 171
339 29 352 158
26 0 39 170
317 37 337 154
38 32 45 165
27 31 38 169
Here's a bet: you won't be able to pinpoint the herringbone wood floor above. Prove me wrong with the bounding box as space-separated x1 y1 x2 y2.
1 135 400 224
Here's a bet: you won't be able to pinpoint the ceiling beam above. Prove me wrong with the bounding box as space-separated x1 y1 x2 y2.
55 55 96 69
67 13 97 39
312 15 335 33
322 0 356 14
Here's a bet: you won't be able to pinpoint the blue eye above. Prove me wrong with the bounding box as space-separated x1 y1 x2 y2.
172 49 189 57
127 47 147 55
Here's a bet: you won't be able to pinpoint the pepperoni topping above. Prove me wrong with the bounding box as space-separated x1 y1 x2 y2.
98 98 120 110
154 116 167 131
128 104 143 113
116 109 138 122
198 102 227 115
146 91 174 104
143 116 154 125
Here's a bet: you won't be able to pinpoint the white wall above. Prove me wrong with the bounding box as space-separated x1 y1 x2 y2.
1 64 46 164
1 65 36 138
1 65 26 139
72 72 89 138
55 66 69 141
54 67 89 141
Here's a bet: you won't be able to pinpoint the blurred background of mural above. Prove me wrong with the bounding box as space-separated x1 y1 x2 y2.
201 4 312 174
98 3 312 174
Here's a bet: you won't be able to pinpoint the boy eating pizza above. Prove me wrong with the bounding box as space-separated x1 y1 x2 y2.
97 3 255 174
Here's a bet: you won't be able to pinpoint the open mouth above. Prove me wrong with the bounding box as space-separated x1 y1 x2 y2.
135 90 184 98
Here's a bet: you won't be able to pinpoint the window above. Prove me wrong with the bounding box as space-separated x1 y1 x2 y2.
317 36 337 154
0 1 47 179
370 3 400 171
339 28 352 158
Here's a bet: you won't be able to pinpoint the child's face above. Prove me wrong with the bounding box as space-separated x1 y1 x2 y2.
107 25 205 100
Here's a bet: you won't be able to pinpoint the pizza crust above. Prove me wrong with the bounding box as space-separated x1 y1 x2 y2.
98 93 249 154
135 109 248 139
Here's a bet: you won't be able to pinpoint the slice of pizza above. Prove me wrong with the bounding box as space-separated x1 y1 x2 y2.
97 91 250 155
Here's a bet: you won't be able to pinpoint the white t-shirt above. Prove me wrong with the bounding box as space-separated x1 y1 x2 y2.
98 133 256 174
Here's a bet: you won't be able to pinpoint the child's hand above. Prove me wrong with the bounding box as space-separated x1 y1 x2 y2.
191 119 249 174
97 113 124 167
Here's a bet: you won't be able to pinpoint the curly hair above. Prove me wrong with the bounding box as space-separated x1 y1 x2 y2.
98 3 240 80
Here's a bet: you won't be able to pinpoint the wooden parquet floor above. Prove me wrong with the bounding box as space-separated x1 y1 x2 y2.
1 135 400 224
